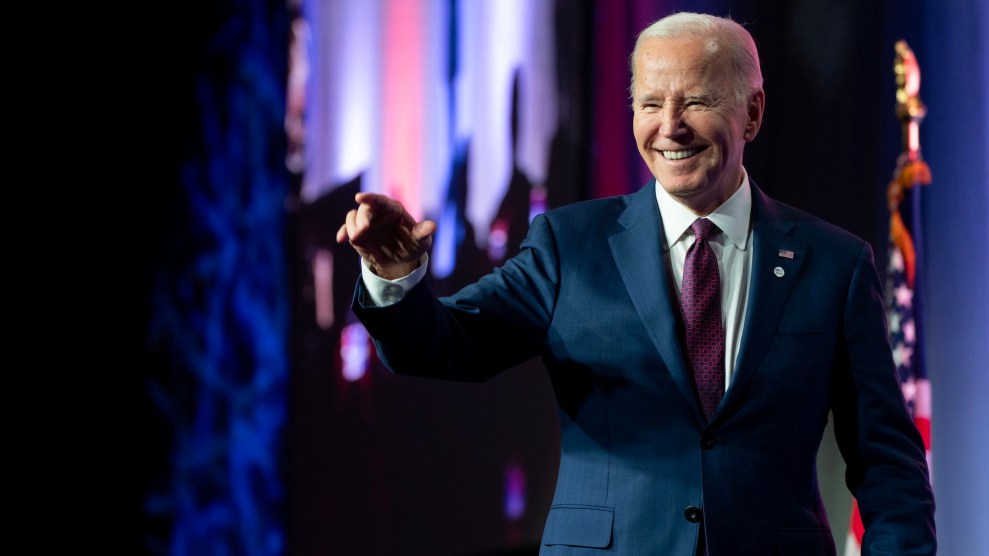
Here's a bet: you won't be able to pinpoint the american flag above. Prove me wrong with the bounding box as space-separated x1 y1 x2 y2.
843 163 932 556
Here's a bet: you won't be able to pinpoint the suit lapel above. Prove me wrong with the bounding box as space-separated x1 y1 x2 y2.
720 185 806 413
608 181 699 414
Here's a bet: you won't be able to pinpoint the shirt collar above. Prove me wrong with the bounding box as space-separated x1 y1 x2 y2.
655 169 752 251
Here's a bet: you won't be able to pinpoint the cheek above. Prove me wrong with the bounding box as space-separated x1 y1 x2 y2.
718 127 747 157
632 116 655 144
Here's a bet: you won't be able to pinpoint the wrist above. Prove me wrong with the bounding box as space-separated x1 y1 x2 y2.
367 259 420 280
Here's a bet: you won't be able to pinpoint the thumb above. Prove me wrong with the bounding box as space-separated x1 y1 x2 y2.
412 219 435 252
412 219 437 241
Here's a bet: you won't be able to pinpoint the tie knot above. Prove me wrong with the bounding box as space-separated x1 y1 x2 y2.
691 218 717 240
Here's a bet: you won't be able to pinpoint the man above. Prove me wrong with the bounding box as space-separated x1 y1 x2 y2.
336 12 936 556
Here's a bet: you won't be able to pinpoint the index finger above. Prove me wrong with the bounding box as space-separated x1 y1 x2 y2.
354 192 413 225
354 192 400 211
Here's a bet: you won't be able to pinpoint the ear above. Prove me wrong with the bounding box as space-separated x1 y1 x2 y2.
743 88 765 142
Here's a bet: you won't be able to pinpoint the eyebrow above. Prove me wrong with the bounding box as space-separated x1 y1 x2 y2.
684 92 713 102
635 93 662 105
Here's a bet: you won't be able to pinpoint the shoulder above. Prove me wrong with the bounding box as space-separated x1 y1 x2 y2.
520 192 640 252
542 194 630 220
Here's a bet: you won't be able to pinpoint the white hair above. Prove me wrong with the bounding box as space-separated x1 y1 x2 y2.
629 12 763 104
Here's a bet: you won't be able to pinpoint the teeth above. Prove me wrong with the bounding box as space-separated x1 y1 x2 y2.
662 149 698 160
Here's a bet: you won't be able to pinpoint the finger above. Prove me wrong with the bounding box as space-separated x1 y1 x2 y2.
355 192 410 225
336 222 348 243
354 191 378 204
355 192 400 214
344 208 362 241
412 219 437 241
354 202 376 232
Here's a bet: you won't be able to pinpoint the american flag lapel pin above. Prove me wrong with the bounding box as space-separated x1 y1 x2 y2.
778 249 795 259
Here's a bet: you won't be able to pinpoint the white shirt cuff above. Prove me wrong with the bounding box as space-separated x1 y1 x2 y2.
360 254 429 306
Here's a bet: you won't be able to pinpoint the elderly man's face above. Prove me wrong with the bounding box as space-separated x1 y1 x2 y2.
632 37 763 215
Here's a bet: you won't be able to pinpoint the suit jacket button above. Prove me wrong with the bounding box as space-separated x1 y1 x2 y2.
700 435 716 449
684 506 703 523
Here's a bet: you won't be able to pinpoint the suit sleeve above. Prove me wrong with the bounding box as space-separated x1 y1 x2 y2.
352 212 561 382
830 242 936 555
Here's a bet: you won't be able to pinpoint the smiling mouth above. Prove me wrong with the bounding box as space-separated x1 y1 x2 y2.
662 148 701 160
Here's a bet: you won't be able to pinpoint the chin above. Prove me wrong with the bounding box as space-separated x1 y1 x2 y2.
656 174 698 193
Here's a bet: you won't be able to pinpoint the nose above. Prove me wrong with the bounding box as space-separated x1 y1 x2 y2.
659 106 686 138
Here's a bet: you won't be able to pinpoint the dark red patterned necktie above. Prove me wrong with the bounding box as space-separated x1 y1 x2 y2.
680 218 725 420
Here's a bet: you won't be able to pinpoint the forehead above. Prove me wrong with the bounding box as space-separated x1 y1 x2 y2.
634 37 728 95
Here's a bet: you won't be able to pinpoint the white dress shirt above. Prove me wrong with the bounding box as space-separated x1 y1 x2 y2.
656 172 753 390
361 171 754 390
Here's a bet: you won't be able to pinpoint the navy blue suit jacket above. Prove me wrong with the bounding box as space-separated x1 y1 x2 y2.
354 180 935 555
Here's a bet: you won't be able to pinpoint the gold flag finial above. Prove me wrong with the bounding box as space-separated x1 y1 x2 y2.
893 40 927 157
888 40 931 210
887 40 931 287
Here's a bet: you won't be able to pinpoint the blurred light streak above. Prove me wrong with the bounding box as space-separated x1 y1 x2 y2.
503 462 527 520
312 249 333 329
340 323 371 382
